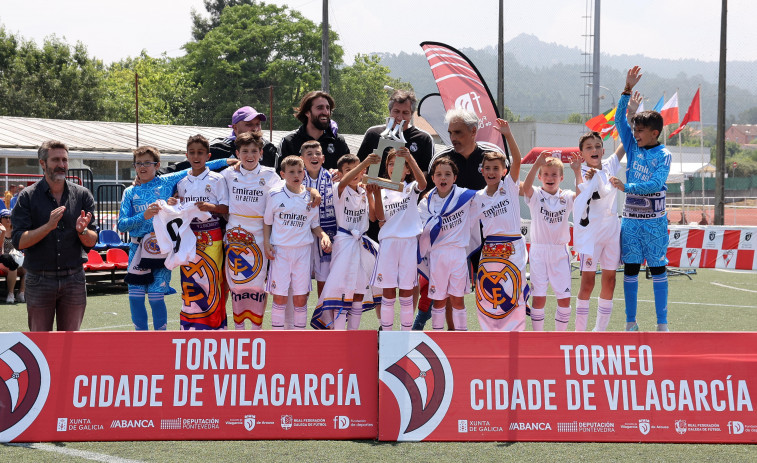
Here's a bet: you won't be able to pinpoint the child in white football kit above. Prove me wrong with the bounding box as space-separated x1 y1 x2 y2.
522 150 581 331
314 154 381 330
573 130 628 332
173 134 229 330
418 157 477 331
370 147 427 330
264 155 331 330
470 119 527 331
221 131 283 330
301 140 336 296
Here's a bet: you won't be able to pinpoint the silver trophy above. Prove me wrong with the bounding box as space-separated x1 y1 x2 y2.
364 117 407 192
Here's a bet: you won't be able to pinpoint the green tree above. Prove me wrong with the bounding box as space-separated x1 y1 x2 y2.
565 112 588 124
737 107 757 124
0 27 106 120
103 51 197 125
330 54 410 134
183 3 343 129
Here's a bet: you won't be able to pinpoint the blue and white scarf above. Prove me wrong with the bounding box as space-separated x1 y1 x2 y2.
305 167 336 261
418 185 477 260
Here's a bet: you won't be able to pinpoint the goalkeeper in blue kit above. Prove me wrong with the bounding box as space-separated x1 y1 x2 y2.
610 66 672 332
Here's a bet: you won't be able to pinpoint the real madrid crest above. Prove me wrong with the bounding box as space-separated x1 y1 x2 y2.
259 178 266 186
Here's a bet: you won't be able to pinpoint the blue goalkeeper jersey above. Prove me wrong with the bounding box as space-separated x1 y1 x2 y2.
616 94 672 197
118 159 229 238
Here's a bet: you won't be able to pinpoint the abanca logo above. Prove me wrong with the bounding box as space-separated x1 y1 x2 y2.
379 332 453 441
0 333 51 442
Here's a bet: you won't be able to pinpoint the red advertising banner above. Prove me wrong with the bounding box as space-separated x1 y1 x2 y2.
667 226 757 270
420 42 506 154
1 331 378 442
378 332 757 443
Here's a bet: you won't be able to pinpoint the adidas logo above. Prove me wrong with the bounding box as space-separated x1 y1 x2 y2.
565 288 570 293
134 194 140 199
280 203 285 208
233 177 239 182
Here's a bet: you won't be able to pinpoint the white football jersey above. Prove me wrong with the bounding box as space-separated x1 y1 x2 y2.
472 176 521 237
264 186 319 248
334 182 369 234
579 153 621 222
379 181 422 240
177 168 228 223
152 200 211 269
223 164 283 234
524 187 575 245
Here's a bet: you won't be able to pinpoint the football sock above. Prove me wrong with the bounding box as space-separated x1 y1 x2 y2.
270 302 285 330
431 307 446 330
293 305 307 330
128 287 148 331
594 297 613 331
624 274 639 323
575 298 589 331
348 300 363 330
399 296 414 331
555 305 571 331
333 303 348 330
530 307 545 331
380 297 395 330
148 292 167 330
452 308 467 331
652 271 668 324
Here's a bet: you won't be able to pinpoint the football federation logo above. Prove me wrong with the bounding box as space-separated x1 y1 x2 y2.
225 227 263 285
379 332 453 441
675 420 687 435
281 415 293 430
0 334 51 442
244 415 256 431
638 419 650 435
475 241 521 319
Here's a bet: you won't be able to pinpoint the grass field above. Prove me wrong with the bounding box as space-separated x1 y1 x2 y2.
2 267 757 462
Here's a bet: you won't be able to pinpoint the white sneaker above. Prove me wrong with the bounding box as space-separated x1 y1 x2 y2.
16 292 25 303
6 293 16 304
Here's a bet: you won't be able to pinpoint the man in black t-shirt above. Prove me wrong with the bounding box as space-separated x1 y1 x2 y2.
356 89 435 178
430 108 488 190
278 91 350 171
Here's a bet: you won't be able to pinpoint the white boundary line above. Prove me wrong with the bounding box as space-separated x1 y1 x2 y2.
710 282 757 294
610 297 756 309
6 442 142 462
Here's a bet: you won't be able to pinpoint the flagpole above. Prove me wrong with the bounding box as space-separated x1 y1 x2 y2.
699 85 706 222
678 131 686 224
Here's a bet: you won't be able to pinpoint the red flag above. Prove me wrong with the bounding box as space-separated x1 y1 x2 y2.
669 88 701 139
420 42 507 155
660 92 679 127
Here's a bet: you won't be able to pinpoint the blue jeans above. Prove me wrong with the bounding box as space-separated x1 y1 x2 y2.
25 268 87 331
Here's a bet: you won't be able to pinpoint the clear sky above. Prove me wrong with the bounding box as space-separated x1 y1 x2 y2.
0 0 754 64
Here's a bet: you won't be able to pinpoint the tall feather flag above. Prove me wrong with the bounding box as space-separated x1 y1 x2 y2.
420 41 509 159
585 106 618 140
653 95 665 112
669 88 701 139
660 92 680 126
